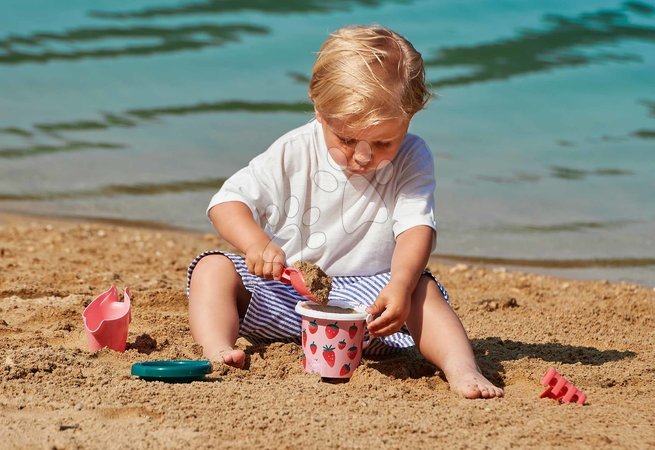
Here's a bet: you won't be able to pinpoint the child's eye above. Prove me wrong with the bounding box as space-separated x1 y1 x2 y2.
375 141 391 148
339 136 356 146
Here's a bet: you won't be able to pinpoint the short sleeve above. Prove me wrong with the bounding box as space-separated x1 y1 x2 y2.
391 137 437 249
206 151 279 227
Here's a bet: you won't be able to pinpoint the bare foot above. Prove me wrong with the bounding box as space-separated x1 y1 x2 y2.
445 365 504 399
205 347 246 369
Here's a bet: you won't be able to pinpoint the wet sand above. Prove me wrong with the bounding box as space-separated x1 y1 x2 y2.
1 213 654 449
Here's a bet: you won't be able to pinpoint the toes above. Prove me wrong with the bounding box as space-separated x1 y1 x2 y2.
461 384 483 399
481 385 503 398
456 377 504 399
205 348 246 369
222 350 246 369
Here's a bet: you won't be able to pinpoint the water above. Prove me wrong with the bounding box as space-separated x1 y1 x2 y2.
1 0 654 286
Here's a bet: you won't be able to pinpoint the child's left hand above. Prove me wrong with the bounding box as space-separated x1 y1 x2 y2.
365 283 412 336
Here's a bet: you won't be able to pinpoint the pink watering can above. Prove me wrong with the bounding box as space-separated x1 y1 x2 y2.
82 285 132 352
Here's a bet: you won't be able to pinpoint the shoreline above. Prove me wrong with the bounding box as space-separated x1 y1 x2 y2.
3 209 653 288
1 211 654 448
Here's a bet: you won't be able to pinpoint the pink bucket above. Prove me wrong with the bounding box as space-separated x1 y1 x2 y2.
295 301 369 379
82 286 131 352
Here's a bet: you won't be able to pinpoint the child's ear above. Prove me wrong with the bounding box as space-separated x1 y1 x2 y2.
314 109 324 124
308 91 321 122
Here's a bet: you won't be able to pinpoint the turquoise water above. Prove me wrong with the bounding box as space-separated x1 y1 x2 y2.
1 0 654 285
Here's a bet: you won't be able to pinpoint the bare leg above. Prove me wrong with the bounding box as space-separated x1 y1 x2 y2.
188 254 251 368
405 276 504 399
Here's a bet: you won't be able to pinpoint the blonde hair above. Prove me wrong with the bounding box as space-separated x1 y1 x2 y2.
309 25 431 130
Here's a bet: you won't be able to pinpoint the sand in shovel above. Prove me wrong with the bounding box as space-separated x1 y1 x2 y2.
292 261 332 305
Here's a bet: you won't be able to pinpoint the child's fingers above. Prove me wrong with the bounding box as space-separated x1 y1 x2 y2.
261 248 285 279
251 258 264 277
368 318 402 337
365 299 384 316
366 298 388 333
271 261 284 280
245 257 255 275
371 323 401 337
262 260 284 280
367 310 397 336
270 254 285 280
262 260 274 279
368 304 407 336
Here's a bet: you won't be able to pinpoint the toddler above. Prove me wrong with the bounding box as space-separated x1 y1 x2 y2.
187 25 503 399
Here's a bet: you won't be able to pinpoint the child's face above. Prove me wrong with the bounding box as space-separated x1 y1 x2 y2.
316 114 409 175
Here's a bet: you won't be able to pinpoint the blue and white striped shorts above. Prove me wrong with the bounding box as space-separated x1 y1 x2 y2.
186 251 450 356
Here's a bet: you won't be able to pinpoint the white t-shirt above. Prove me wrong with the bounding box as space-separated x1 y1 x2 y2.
208 119 436 276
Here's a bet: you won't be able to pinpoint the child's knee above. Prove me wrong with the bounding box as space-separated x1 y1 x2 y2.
417 274 447 303
190 254 236 284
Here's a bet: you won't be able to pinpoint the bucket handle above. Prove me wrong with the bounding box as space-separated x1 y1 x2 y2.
362 314 375 349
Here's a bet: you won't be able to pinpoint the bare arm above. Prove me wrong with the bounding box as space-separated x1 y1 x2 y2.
390 225 434 293
366 225 435 336
209 201 286 279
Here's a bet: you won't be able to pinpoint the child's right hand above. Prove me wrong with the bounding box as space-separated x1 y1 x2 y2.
244 239 286 281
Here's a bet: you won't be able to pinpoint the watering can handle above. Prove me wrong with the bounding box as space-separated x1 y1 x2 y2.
97 285 118 305
99 286 131 308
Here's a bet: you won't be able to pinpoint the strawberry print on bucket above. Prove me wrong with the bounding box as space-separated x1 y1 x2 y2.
295 301 370 379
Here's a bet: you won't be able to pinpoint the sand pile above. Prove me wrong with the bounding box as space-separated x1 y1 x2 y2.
1 213 654 449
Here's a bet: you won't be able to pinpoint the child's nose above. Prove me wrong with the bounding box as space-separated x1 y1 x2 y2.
353 141 372 166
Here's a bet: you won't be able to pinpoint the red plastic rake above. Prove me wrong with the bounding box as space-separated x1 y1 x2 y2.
540 367 587 405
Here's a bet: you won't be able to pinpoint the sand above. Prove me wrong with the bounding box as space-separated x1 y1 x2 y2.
1 212 654 449
292 261 332 305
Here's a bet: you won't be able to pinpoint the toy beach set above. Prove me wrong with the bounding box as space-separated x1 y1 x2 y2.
81 265 586 402
82 285 212 383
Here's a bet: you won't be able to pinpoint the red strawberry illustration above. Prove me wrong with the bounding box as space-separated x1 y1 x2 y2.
308 320 318 334
349 324 357 339
340 363 351 376
322 345 335 367
326 322 339 339
302 329 307 347
347 346 358 360
310 342 317 354
338 340 346 350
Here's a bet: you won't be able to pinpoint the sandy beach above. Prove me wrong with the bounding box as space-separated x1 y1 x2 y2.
1 212 654 449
